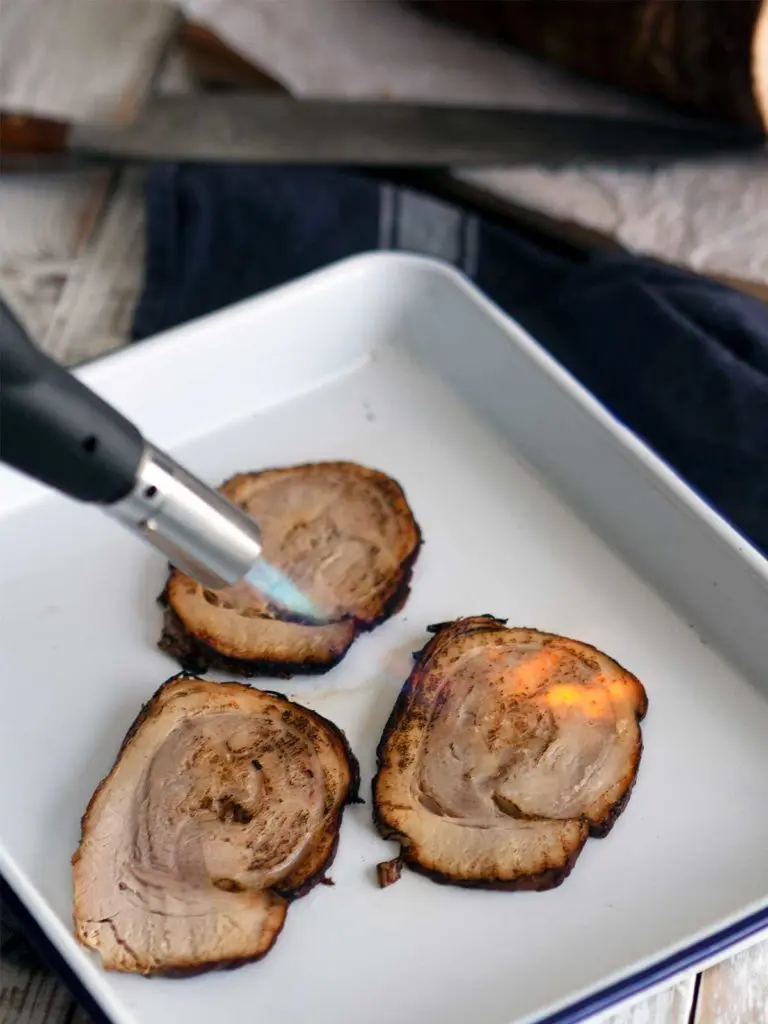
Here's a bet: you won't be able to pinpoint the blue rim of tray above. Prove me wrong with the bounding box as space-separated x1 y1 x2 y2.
3 871 767 1024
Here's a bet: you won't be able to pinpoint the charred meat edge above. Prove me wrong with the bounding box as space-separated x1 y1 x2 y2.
72 674 362 977
372 615 648 891
376 856 404 889
157 462 422 678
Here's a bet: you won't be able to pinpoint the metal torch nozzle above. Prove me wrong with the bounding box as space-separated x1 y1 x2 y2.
107 444 326 623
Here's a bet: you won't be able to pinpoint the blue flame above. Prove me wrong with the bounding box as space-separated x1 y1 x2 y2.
243 558 328 625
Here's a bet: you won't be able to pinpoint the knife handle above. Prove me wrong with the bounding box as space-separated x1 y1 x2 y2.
0 113 69 154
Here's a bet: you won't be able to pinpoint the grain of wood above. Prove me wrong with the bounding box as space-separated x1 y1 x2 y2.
0 172 111 267
36 33 206 367
42 169 148 365
0 0 178 122
0 0 179 349
0 171 113 342
602 977 696 1024
695 940 768 1024
0 959 73 1024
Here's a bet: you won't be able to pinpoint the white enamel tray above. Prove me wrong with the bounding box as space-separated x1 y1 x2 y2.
1 254 767 1024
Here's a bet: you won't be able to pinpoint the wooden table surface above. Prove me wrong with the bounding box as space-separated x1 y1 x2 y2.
0 3 766 1022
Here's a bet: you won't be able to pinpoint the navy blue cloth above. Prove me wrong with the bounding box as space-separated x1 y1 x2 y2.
134 164 768 557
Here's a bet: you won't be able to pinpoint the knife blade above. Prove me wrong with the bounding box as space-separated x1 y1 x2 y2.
1 94 764 172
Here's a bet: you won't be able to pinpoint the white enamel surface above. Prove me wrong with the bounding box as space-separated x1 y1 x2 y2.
1 254 767 1024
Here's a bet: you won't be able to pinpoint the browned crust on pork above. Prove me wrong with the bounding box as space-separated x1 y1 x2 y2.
376 856 404 889
157 603 356 679
73 675 360 976
113 906 290 980
75 674 361 887
371 788 588 894
220 462 422 626
372 616 648 891
149 941 288 980
158 462 422 678
393 843 585 894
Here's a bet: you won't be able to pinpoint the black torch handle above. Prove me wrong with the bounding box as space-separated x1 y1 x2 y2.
0 299 144 503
